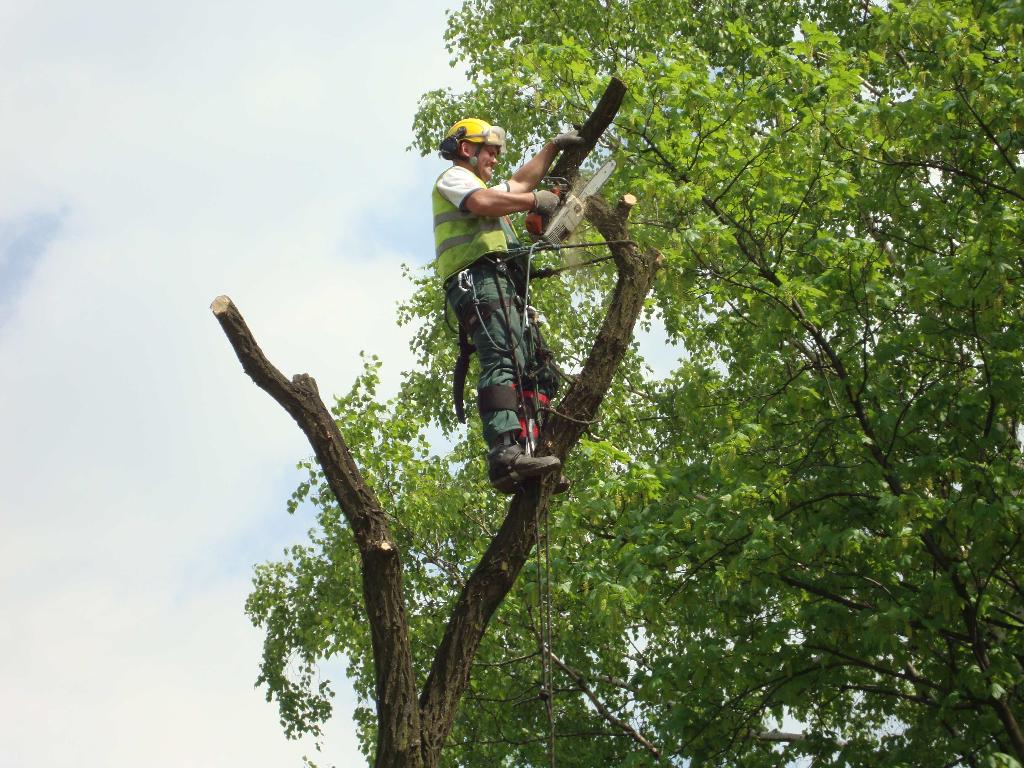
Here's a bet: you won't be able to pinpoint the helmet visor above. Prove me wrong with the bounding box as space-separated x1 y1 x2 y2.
465 125 506 152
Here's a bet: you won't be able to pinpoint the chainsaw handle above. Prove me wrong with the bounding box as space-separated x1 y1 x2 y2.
525 187 562 238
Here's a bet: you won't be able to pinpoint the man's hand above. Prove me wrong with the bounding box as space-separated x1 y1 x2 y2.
551 129 584 149
532 190 560 215
508 130 584 193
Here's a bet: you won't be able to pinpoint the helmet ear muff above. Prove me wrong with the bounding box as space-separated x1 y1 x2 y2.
439 127 467 160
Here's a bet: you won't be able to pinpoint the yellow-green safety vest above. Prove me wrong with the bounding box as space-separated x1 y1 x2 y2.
432 170 510 280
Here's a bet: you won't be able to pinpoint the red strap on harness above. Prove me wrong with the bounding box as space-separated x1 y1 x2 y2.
518 390 550 441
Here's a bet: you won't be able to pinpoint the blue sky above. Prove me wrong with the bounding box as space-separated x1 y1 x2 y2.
0 208 67 316
0 2 682 765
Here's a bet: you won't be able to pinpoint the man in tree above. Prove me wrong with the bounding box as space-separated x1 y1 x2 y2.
432 117 581 493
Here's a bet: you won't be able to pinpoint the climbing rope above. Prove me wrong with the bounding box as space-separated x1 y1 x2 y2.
508 239 635 259
509 240 633 279
531 252 617 279
535 491 556 768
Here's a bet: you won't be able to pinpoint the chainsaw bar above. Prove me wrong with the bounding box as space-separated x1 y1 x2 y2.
576 159 616 200
541 159 616 245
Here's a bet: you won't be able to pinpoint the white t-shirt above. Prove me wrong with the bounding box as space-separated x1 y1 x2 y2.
436 165 510 211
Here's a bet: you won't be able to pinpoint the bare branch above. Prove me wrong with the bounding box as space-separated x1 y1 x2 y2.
548 649 664 761
755 730 847 748
210 296 422 768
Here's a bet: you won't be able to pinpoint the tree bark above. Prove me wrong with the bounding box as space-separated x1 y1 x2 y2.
549 77 627 188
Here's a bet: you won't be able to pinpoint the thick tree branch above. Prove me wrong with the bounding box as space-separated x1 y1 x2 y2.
755 730 847 748
549 76 627 186
210 296 422 768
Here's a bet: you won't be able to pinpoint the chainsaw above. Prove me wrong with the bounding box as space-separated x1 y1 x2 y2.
525 159 616 245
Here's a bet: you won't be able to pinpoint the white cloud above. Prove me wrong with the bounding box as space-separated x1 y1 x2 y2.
2 572 362 767
0 0 467 764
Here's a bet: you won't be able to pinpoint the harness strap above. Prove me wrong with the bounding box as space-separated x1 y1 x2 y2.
477 383 520 415
479 385 551 442
518 390 549 441
453 322 476 424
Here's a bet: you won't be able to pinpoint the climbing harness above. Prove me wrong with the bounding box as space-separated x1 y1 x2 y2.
450 245 557 460
450 268 518 424
492 253 541 457
449 238 629 431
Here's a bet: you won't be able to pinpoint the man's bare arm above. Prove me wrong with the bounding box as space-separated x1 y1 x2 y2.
463 188 537 217
507 143 559 193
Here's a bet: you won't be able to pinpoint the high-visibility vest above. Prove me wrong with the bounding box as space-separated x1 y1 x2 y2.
432 169 509 280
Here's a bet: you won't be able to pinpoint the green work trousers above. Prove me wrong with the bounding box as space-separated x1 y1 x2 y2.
446 256 557 447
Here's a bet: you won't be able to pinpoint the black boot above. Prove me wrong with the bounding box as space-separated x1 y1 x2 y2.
487 432 561 494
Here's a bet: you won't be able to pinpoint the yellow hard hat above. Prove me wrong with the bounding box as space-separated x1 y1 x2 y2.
439 118 507 159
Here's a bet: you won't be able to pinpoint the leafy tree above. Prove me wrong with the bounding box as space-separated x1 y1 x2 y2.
224 0 1024 766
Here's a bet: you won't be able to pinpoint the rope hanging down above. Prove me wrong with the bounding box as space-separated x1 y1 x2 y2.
516 234 639 765
535 494 556 768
